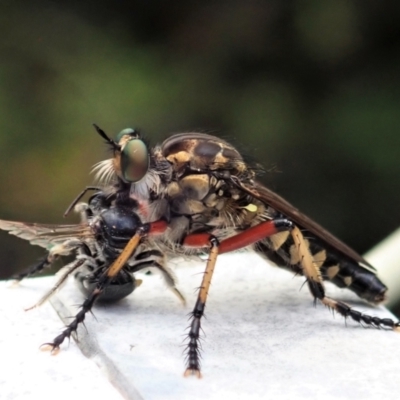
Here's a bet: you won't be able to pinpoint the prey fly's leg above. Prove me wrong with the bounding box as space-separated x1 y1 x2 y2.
128 249 186 305
10 239 84 283
182 218 293 378
25 254 97 311
41 226 149 353
291 226 400 331
63 186 101 217
10 255 52 283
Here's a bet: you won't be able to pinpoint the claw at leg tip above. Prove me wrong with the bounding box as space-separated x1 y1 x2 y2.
183 369 202 379
40 344 60 355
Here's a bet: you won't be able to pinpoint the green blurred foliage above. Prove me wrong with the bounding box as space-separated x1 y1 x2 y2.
0 1 400 315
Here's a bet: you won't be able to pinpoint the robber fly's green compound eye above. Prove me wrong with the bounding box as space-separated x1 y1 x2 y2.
121 139 149 182
112 127 148 183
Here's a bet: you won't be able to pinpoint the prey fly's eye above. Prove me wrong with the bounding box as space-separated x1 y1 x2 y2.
121 139 149 182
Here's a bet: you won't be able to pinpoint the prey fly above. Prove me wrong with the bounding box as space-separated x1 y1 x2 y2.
1 191 184 348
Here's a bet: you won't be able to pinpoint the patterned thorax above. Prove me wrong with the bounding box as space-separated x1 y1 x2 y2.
160 132 252 178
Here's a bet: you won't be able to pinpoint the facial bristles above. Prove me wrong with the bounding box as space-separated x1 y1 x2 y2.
91 159 117 185
129 168 162 199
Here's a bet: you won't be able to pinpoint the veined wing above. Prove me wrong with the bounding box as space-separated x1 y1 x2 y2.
0 219 93 250
233 178 375 272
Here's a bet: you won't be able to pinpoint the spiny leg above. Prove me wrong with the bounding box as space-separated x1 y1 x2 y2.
10 240 83 282
11 254 51 282
41 229 145 353
182 218 293 378
291 226 400 331
25 256 91 311
129 249 186 305
41 271 114 353
184 237 219 378
322 297 400 331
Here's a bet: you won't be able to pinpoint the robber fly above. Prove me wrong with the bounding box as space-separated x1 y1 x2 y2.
72 125 398 377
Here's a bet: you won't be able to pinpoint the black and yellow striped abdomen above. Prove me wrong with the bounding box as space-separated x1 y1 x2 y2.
257 232 387 304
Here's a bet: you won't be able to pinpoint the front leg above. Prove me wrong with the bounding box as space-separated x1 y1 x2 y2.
11 239 83 282
184 237 219 378
182 218 293 377
41 271 113 352
42 229 146 352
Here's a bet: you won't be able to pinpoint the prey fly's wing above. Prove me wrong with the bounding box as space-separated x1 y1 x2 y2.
0 219 92 250
233 178 375 272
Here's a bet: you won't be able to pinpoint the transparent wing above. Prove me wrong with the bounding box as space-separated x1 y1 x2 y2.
0 219 93 250
232 178 375 272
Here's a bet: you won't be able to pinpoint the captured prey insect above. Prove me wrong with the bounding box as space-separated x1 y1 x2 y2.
1 191 186 345
80 124 400 377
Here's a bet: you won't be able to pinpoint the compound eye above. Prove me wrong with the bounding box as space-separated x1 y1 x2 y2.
121 139 149 182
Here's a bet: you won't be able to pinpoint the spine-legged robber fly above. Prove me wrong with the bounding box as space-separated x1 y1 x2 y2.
68 124 399 377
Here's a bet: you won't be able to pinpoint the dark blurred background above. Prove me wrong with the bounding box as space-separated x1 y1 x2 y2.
1 1 399 313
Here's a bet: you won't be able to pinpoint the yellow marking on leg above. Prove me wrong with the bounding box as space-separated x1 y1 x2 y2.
289 239 309 265
321 297 336 309
291 226 321 283
107 233 141 278
199 244 219 304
